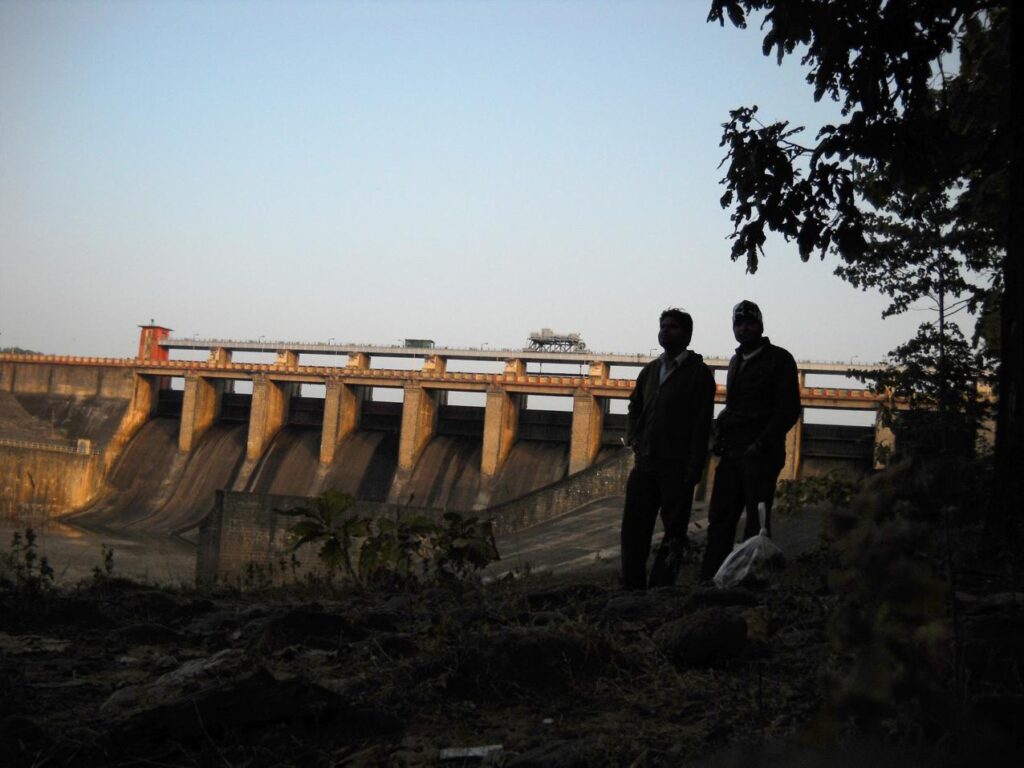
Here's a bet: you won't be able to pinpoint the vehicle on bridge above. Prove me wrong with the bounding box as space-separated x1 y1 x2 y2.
528 328 586 352
404 338 435 349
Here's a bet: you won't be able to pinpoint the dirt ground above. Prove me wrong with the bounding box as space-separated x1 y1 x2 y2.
1 506 1022 767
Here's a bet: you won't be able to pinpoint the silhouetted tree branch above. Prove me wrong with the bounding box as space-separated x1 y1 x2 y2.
708 0 1017 542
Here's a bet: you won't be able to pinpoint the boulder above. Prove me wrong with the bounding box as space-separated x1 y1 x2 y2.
252 608 363 652
449 628 609 695
654 608 748 666
101 648 252 717
99 648 392 743
601 593 690 623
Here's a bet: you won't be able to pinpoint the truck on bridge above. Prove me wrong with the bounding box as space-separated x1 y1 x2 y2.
528 328 586 352
404 338 435 349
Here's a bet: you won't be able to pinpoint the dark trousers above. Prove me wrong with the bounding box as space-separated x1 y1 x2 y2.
699 452 785 581
620 463 695 590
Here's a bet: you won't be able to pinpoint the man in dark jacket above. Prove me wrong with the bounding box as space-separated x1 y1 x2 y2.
621 308 716 589
699 300 801 581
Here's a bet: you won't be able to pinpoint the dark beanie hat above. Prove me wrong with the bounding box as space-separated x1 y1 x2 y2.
732 300 763 324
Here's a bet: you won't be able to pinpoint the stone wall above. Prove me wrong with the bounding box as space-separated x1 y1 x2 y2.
0 447 102 520
196 490 311 586
0 361 152 520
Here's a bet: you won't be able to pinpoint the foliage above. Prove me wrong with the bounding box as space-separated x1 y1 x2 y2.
91 543 116 582
241 558 296 590
839 185 997 457
279 492 500 587
836 190 998 323
707 0 1013 518
431 511 502 581
864 323 992 459
709 0 1008 275
819 461 954 740
775 469 861 517
279 490 367 581
0 528 55 592
359 512 439 588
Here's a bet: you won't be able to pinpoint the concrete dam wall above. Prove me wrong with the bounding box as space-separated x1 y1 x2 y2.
66 402 589 534
1 358 877 532
0 368 611 530
71 419 249 534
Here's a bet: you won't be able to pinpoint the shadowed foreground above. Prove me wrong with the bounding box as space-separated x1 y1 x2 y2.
2 514 1020 767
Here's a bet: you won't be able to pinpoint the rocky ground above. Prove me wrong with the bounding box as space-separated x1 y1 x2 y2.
1 512 1022 767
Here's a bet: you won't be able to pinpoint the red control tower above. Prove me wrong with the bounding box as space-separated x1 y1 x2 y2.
137 322 172 362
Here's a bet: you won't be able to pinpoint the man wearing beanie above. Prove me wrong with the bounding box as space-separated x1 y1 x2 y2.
699 300 801 581
622 308 716 590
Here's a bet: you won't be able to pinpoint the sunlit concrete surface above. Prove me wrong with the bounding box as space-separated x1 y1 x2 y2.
488 497 824 580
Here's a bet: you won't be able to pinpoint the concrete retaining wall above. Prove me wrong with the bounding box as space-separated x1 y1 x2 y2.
0 447 102 519
196 491 312 586
485 448 632 534
195 450 634 585
0 361 137 399
0 362 153 520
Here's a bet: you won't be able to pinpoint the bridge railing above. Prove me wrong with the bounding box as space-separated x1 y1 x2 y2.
0 438 97 455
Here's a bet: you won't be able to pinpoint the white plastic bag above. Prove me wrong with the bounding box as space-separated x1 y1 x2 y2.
713 502 785 589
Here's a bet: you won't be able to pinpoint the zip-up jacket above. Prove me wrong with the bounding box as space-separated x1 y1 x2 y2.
626 351 716 483
714 338 801 460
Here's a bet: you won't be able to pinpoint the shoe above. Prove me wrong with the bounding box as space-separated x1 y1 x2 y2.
648 538 688 588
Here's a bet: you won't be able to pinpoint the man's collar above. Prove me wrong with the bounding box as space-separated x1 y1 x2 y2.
660 348 689 366
735 337 770 356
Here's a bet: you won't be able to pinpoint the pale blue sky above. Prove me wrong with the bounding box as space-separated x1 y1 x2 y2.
1 0 924 367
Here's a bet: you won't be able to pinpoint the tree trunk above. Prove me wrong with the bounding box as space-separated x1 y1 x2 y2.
990 2 1023 547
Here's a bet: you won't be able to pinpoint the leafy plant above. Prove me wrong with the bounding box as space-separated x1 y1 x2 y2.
817 460 955 741
430 511 500 581
279 490 368 582
280 493 500 587
861 323 991 461
1 528 55 592
359 512 437 588
92 543 115 581
775 470 861 517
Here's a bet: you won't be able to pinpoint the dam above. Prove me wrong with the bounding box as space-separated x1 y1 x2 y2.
0 324 894 536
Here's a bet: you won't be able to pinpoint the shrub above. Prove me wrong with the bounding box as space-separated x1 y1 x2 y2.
775 470 861 517
279 492 500 587
0 528 55 593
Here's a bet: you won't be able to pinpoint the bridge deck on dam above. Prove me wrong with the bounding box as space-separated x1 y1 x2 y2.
161 337 887 374
2 354 888 408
